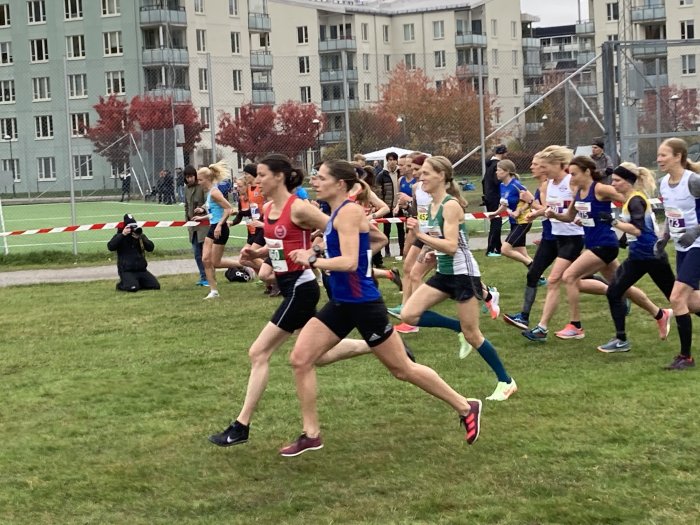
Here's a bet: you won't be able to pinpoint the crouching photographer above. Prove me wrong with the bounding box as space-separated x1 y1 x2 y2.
107 214 161 292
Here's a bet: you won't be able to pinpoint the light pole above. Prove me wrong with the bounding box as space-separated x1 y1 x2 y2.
312 118 321 164
396 115 406 146
670 94 680 132
3 134 15 197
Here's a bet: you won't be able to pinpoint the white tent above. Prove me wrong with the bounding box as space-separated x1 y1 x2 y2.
362 147 415 162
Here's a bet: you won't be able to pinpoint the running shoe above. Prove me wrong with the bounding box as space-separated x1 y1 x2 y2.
269 284 282 297
279 433 324 457
395 323 419 334
204 290 220 300
208 420 249 447
402 340 416 363
656 308 673 340
387 304 403 319
460 399 482 445
458 333 472 359
555 324 585 340
485 287 500 320
522 325 548 342
625 298 632 316
663 354 695 370
486 251 501 257
389 269 403 291
538 277 548 287
196 279 209 287
485 379 518 401
503 312 529 331
597 338 631 353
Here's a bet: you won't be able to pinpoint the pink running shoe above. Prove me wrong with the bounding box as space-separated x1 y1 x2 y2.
395 322 419 334
555 324 585 340
656 308 673 340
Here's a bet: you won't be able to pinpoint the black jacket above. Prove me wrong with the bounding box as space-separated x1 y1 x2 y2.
483 158 500 205
107 232 155 272
376 169 398 208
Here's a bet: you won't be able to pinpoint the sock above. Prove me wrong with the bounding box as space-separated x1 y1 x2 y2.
654 309 663 320
537 324 548 332
417 310 461 333
571 321 582 329
676 313 692 358
476 339 511 383
522 286 537 317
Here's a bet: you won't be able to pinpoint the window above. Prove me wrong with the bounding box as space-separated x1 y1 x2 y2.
606 2 619 21
404 53 416 70
232 70 242 92
30 39 49 62
70 112 89 136
382 25 389 43
37 157 56 180
512 50 518 66
27 1 45 23
0 4 10 26
260 33 269 47
363 83 371 101
233 106 241 120
105 71 125 95
32 77 51 100
230 32 240 54
433 20 445 39
680 0 694 5
35 115 53 139
0 41 12 64
1 117 17 139
435 80 442 91
434 50 446 69
2 159 19 181
493 78 499 95
200 107 210 129
66 35 85 59
403 24 415 42
103 31 123 55
198 68 208 91
73 155 93 179
64 0 82 19
608 34 618 41
196 29 206 52
0 79 14 103
299 56 310 74
491 19 497 36
228 0 238 15
682 54 696 74
681 20 695 39
68 74 87 98
361 23 369 41
363 53 370 71
492 48 498 66
101 0 119 16
300 86 311 103
194 0 204 13
514 107 520 117
384 54 390 72
513 78 519 95
511 21 517 38
297 26 308 44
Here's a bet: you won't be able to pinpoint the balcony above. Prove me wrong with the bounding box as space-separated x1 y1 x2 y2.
320 130 344 143
252 88 275 105
319 37 357 53
455 32 487 48
575 20 595 35
250 51 273 69
631 5 665 23
575 82 597 97
456 63 488 78
321 99 359 112
320 68 358 83
631 41 668 58
248 12 271 32
522 37 540 49
146 86 191 102
139 5 187 26
576 50 596 66
643 73 668 90
523 64 542 77
524 92 541 105
142 47 189 66
525 122 544 132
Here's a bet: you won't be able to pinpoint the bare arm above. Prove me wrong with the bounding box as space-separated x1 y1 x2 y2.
412 200 462 256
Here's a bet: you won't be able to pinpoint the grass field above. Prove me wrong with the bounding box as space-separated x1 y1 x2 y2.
1 252 698 524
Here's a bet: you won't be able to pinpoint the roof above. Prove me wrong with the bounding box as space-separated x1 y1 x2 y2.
534 25 577 38
272 0 482 15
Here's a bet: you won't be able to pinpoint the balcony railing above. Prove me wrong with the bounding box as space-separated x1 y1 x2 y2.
525 122 544 132
523 64 542 77
250 51 273 69
575 20 595 34
576 50 596 66
522 37 540 48
252 88 275 105
320 68 358 83
142 47 189 66
456 63 488 78
248 12 271 32
139 5 187 26
631 5 666 23
524 92 541 105
146 86 191 102
318 37 357 52
320 130 345 143
643 73 668 90
455 32 487 47
321 99 359 112
575 82 597 97
631 41 668 58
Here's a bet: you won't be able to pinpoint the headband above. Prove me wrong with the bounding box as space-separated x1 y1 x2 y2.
612 165 637 183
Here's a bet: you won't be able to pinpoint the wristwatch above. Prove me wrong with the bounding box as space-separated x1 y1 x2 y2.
612 219 619 227
312 244 323 256
307 254 318 268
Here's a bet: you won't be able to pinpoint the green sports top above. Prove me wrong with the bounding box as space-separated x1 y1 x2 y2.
427 195 481 276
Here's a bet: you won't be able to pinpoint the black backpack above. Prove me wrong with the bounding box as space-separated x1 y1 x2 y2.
225 267 253 283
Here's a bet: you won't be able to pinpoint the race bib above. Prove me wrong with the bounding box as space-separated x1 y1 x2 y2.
574 201 595 227
665 207 686 238
265 238 288 272
417 205 430 232
425 224 444 256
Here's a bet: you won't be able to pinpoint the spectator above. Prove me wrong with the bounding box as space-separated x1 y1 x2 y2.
184 165 209 286
156 170 166 203
353 153 366 168
484 144 507 256
107 214 160 292
175 167 185 204
373 160 383 176
376 151 404 259
164 169 175 204
119 170 131 202
591 138 614 184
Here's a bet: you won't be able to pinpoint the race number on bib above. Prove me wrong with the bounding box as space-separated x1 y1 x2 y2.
574 201 595 227
264 238 288 272
425 224 445 256
665 207 686 239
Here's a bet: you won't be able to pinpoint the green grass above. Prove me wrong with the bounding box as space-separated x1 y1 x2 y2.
1 252 698 524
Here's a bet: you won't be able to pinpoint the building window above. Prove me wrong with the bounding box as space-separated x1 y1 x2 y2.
32 77 51 101
196 29 206 52
300 86 311 103
194 0 204 14
404 53 416 70
200 107 210 129
105 71 125 95
384 54 390 72
491 19 497 36
70 112 89 136
434 50 446 69
260 33 269 47
233 107 241 120
363 53 370 71
433 20 445 39
511 21 517 38
403 24 415 42
1 41 12 64
232 70 242 92
608 34 618 41
493 77 499 95
361 23 369 41
512 50 518 66
0 4 10 27
101 0 119 16
37 157 56 180
198 68 208 91
299 56 310 74
382 25 389 43
30 38 49 62
435 80 443 91
73 155 93 179
682 54 696 74
228 0 238 15
64 0 82 20
0 117 16 139
35 115 54 139
680 0 693 5
68 73 87 98
363 83 371 101
606 2 619 21
2 159 19 181
681 20 695 39
103 31 123 55
513 78 519 95
230 32 240 54
66 35 85 59
0 79 14 103
492 48 498 66
297 26 308 44
27 1 45 23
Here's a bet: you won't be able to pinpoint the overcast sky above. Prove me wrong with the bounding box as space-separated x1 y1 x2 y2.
521 0 589 27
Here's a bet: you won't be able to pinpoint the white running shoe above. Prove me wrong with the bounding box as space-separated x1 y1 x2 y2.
204 290 220 300
486 287 500 320
486 379 518 401
458 333 473 359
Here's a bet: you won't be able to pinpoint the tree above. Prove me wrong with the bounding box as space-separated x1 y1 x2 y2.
274 101 323 159
86 95 132 169
638 86 700 134
347 110 401 154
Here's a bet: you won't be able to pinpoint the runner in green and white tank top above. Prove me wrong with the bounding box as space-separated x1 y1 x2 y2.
426 195 481 277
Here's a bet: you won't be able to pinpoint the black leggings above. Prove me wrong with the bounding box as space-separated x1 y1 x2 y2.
382 212 405 255
526 238 558 288
606 256 676 336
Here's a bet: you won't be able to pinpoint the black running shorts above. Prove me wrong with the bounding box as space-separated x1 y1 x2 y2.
555 235 584 262
316 299 393 347
425 273 483 303
207 223 230 245
270 278 320 333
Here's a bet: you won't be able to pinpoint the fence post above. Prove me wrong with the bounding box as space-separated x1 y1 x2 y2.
601 41 618 165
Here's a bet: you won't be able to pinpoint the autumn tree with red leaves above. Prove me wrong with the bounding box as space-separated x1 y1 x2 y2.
130 95 205 155
638 86 700 134
348 110 402 154
85 95 132 168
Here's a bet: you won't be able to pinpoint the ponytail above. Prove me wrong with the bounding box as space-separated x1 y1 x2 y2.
208 161 230 183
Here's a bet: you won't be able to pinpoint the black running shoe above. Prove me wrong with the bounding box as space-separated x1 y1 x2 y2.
402 339 416 363
389 268 403 291
208 420 249 447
